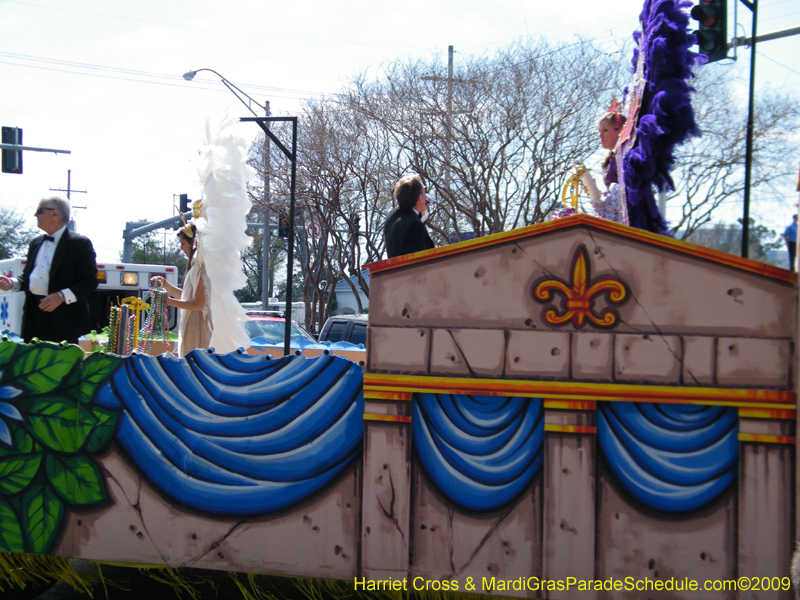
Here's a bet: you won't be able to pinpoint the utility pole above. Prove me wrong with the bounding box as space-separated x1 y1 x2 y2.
421 45 456 196
49 169 87 201
50 169 87 230
446 45 453 193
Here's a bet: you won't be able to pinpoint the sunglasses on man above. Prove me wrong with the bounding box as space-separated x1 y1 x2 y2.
35 207 57 215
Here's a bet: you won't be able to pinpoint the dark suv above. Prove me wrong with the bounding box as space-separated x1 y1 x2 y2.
317 314 368 346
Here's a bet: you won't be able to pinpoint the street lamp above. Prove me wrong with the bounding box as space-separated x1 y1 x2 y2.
183 68 298 357
182 69 264 118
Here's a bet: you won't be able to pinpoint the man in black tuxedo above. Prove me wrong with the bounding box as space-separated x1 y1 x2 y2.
384 175 436 259
0 197 97 344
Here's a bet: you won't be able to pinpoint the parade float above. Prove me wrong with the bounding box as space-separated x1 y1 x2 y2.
1 213 795 600
1 1 796 599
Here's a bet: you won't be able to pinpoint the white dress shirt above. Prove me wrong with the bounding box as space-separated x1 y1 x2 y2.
14 225 78 304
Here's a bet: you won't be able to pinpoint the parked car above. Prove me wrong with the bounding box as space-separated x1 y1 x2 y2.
243 314 316 345
317 314 368 346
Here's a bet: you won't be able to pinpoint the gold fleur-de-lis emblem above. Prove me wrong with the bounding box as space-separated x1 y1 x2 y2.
533 245 627 329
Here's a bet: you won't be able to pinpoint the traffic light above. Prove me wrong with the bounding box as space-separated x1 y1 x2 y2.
691 0 728 63
1 126 22 174
278 217 290 239
179 194 189 213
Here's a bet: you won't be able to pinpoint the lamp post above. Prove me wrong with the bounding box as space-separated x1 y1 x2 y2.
183 68 264 118
183 69 298 356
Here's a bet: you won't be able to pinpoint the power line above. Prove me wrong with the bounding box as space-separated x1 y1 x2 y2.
761 0 796 7
3 0 433 51
0 59 331 102
756 51 800 76
761 10 800 22
0 51 330 98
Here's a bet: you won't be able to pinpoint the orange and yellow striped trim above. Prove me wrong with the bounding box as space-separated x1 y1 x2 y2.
363 414 412 423
738 407 796 420
545 424 597 434
364 373 795 408
738 433 795 445
364 389 412 401
544 400 596 411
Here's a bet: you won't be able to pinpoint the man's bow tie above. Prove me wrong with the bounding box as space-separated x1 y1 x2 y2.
43 235 55 242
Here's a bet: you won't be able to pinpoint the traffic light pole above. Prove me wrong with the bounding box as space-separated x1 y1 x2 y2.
241 115 297 357
262 101 272 311
725 9 800 258
122 211 192 263
1 131 70 175
0 143 71 153
740 0 757 259
731 25 800 47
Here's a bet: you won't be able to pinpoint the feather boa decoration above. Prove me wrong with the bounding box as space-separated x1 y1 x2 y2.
194 113 254 353
622 0 705 235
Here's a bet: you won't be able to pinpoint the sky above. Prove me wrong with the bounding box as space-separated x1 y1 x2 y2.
1 0 798 262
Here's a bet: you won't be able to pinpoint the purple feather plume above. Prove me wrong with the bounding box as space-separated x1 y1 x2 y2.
623 0 705 235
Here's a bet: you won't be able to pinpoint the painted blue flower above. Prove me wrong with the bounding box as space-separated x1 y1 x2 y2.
0 297 8 324
0 370 23 446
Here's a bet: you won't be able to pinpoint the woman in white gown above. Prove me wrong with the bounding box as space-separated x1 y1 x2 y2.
152 224 212 356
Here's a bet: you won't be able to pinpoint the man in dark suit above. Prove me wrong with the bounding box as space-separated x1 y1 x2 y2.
384 175 436 259
0 197 97 344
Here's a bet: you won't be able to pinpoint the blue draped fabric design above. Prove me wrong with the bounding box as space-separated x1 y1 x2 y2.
413 393 544 512
96 351 364 515
597 401 738 513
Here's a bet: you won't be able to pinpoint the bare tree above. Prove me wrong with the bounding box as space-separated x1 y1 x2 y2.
346 37 625 241
291 100 396 329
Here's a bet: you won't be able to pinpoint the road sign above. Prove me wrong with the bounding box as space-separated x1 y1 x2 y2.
307 222 322 239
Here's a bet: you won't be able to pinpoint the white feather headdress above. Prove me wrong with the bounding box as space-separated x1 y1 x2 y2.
194 112 254 354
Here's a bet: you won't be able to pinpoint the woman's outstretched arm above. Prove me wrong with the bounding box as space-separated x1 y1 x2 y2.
151 276 181 299
166 276 206 312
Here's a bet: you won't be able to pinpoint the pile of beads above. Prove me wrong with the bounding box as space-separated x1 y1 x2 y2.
108 304 135 355
140 279 171 356
108 306 120 354
551 206 577 220
123 314 135 355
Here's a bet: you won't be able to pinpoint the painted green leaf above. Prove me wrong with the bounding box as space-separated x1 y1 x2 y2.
22 477 64 554
0 341 17 368
0 452 43 495
7 344 83 394
16 426 36 454
27 396 97 453
86 406 121 453
0 425 36 459
62 364 83 401
0 495 24 553
79 353 122 404
46 454 108 507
